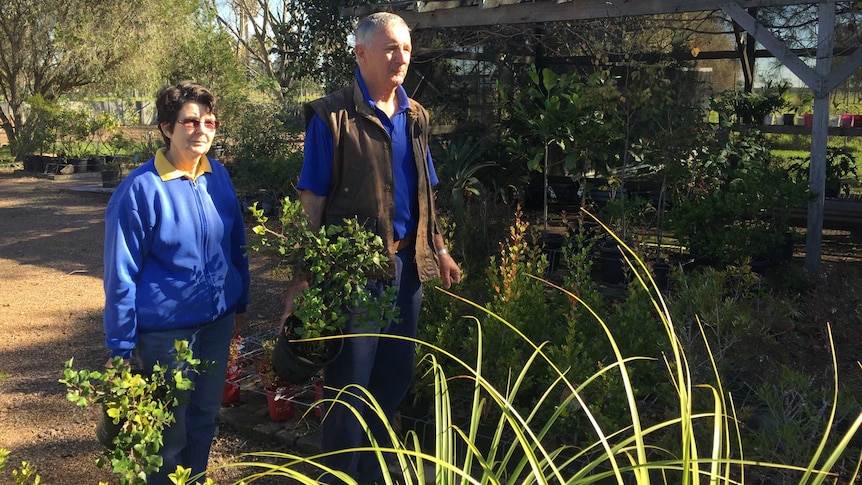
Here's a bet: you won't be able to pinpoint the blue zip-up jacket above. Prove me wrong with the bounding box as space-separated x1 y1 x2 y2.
103 149 250 358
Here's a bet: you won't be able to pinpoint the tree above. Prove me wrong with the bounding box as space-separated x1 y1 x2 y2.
744 4 862 91
0 0 202 157
208 0 372 103
161 25 253 122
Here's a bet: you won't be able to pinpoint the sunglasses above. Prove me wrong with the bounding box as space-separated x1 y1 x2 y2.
176 118 220 131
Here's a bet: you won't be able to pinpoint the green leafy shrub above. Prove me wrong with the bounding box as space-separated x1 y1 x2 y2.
669 262 767 385
250 197 399 347
54 107 120 159
667 125 810 265
189 233 862 485
711 82 790 125
470 208 568 410
743 364 861 484
0 449 41 484
787 146 860 198
220 103 304 202
10 95 62 157
60 340 208 485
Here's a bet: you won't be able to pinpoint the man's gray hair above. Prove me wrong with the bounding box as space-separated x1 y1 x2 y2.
354 12 410 48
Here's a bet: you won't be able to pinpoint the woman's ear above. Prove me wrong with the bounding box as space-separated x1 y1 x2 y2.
159 122 173 141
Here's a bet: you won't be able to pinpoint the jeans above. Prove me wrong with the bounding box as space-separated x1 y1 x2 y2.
321 250 423 484
134 311 234 485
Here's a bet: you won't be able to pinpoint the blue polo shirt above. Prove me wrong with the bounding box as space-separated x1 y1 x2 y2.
298 72 437 241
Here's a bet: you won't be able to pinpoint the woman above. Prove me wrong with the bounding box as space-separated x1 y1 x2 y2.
103 81 250 483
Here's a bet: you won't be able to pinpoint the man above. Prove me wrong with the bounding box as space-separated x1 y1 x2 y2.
284 11 461 484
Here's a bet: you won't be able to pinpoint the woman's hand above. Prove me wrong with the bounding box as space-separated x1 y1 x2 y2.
233 312 248 338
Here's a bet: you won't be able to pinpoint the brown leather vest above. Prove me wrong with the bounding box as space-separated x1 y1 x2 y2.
303 79 441 282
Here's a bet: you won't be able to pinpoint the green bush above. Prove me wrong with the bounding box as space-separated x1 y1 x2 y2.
0 449 40 484
60 340 209 485
187 235 862 485
10 95 61 157
220 103 304 202
666 125 810 265
250 196 399 345
743 364 861 484
787 146 860 198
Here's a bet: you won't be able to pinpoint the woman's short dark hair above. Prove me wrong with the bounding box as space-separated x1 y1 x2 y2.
155 81 218 148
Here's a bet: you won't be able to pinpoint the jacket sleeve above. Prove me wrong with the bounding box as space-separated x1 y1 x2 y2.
103 187 147 359
229 181 251 314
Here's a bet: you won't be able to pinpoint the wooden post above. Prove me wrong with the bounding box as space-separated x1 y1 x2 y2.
804 2 835 272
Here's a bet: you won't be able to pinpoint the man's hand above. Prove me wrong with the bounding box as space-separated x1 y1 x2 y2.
437 252 461 289
280 279 309 331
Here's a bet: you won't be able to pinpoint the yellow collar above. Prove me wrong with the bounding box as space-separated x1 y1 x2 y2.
155 147 212 181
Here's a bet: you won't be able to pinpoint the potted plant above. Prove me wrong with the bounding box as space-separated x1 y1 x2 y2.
259 338 295 421
222 335 243 404
53 108 119 173
101 158 123 188
59 340 208 484
250 196 399 384
787 146 859 198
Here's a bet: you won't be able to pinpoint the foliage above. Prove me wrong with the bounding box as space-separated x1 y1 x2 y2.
787 146 860 198
208 0 371 101
429 131 517 275
744 365 861 484
10 95 63 156
0 449 41 485
221 102 304 201
258 338 291 391
469 208 568 415
666 114 811 265
0 0 202 156
430 134 497 222
226 335 243 374
59 340 208 485
250 197 399 343
160 27 251 116
186 231 862 485
711 82 790 124
499 64 621 185
669 263 766 385
54 107 121 159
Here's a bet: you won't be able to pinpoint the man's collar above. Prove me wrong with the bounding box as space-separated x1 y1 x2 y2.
155 147 212 182
356 69 409 116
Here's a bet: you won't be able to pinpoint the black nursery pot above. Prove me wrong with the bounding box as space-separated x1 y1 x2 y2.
95 367 158 448
272 315 343 384
96 403 122 448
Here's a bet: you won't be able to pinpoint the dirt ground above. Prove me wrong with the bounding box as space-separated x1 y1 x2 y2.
0 167 290 484
2 165 862 484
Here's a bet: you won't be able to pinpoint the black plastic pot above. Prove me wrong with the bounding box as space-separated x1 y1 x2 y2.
101 169 120 188
95 367 155 448
536 232 565 273
96 403 122 448
272 315 343 384
598 242 627 285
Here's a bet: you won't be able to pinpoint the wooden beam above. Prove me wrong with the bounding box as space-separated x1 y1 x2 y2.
824 46 862 94
344 0 825 28
532 46 861 67
721 2 821 93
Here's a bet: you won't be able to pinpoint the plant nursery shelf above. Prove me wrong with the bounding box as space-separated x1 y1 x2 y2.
758 125 862 137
